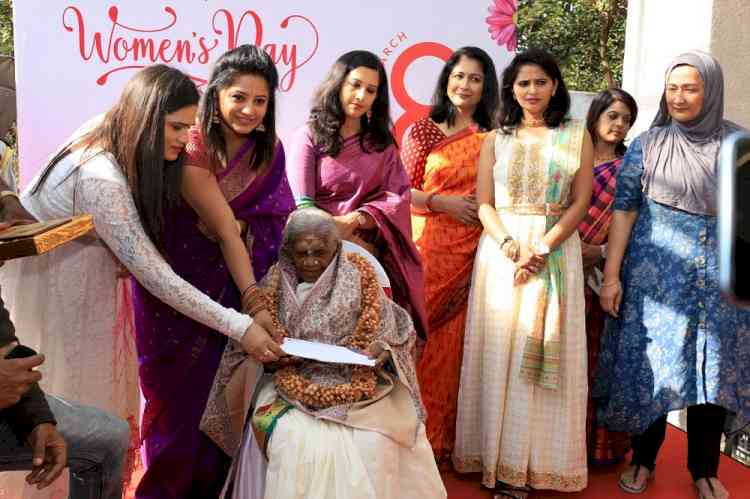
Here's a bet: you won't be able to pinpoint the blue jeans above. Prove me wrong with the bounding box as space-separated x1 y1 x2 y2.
0 395 130 499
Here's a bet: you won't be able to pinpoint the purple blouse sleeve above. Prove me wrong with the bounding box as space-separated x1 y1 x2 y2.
286 125 318 208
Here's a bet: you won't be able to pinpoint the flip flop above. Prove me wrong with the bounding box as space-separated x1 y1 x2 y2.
492 491 528 499
618 464 653 494
492 482 531 499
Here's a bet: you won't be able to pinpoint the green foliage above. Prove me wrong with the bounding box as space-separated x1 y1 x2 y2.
0 0 12 57
516 0 627 92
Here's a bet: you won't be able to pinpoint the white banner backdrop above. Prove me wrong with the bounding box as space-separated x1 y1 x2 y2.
12 0 519 186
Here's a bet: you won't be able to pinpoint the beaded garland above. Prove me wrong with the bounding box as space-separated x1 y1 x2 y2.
271 253 382 409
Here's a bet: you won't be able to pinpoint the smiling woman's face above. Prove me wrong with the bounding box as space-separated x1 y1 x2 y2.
290 232 338 283
665 65 705 123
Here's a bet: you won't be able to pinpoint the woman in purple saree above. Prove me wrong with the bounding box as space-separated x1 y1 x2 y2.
287 50 428 338
132 46 293 498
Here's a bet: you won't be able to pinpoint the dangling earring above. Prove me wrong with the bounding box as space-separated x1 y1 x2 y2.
212 110 220 124
256 123 266 132
365 110 373 127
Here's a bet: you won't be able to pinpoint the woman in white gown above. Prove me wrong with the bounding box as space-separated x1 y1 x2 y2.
0 65 280 498
201 208 446 499
453 49 593 498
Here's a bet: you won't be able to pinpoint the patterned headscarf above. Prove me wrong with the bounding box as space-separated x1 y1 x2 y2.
641 50 744 215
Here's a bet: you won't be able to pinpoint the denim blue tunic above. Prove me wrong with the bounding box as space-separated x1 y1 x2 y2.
593 136 750 434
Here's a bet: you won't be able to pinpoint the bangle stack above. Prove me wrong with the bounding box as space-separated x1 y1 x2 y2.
241 283 267 316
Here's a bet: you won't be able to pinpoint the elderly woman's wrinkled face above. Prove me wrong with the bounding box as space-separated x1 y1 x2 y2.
291 233 338 283
666 65 704 123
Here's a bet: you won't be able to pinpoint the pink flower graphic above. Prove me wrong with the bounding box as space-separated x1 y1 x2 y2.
486 0 518 52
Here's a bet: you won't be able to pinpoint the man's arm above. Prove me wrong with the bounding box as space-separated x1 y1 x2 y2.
0 291 56 436
0 168 37 224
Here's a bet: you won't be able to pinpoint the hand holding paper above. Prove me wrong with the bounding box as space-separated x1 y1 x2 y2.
280 338 377 367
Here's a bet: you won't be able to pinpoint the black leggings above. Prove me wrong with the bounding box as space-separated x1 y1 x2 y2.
631 404 726 481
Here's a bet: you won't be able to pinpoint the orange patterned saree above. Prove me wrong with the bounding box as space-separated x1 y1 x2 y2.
402 118 486 461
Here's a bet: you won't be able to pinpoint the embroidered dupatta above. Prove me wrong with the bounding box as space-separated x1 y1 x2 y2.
517 121 585 390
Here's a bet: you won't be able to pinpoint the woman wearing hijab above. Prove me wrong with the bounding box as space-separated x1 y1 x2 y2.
596 51 749 499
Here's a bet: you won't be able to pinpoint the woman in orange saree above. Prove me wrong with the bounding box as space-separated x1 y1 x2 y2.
400 46 499 464
579 88 638 465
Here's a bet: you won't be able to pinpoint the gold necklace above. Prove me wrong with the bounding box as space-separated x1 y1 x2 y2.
521 117 546 128
594 154 619 165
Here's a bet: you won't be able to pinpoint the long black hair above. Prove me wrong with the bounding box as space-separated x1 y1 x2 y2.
199 44 279 173
308 50 394 157
32 65 199 255
585 88 638 157
498 48 570 134
429 46 499 130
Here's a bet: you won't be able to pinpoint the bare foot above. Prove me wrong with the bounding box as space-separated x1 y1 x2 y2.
695 478 730 499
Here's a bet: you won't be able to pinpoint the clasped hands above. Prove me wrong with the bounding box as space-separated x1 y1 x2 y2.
500 238 548 286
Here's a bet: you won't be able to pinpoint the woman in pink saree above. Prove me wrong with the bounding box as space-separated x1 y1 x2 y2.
286 50 428 339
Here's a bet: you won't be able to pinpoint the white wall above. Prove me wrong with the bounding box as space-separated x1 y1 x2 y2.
622 0 715 137
711 0 750 128
623 0 750 137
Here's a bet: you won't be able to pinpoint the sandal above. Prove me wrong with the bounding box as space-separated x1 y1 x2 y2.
618 464 653 494
695 478 730 499
492 482 531 499
492 491 528 499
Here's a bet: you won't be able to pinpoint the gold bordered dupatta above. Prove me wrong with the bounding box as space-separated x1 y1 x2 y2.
518 121 585 390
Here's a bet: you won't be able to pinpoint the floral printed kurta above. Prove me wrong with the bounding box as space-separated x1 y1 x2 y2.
594 137 750 435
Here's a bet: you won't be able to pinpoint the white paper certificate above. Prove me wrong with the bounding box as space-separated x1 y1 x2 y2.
280 338 377 367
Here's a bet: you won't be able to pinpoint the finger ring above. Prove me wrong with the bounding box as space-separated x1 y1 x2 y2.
264 349 272 357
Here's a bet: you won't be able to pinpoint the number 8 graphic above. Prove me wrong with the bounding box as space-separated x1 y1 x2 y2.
391 41 454 145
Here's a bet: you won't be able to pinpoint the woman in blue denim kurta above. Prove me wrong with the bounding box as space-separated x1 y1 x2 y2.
594 51 749 499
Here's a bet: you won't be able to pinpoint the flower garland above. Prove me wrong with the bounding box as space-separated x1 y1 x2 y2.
272 253 382 409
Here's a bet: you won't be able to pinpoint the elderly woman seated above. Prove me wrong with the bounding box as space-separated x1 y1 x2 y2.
202 208 446 499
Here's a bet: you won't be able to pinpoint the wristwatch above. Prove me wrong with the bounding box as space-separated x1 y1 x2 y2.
500 235 513 249
532 241 551 256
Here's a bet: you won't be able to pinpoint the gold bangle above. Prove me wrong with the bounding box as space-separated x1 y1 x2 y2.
424 193 436 212
0 190 19 202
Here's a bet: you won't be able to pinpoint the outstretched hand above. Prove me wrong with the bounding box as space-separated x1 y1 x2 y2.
252 309 285 343
240 322 285 363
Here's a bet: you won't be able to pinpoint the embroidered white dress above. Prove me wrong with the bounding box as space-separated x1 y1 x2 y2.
453 123 588 491
0 133 250 498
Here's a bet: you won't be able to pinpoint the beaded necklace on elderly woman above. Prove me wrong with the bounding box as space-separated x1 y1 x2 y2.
268 253 382 409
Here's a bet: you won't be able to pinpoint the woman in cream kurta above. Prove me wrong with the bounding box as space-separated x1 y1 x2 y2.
453 49 592 495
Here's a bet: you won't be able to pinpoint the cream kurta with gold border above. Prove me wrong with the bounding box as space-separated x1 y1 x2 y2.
453 120 588 491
